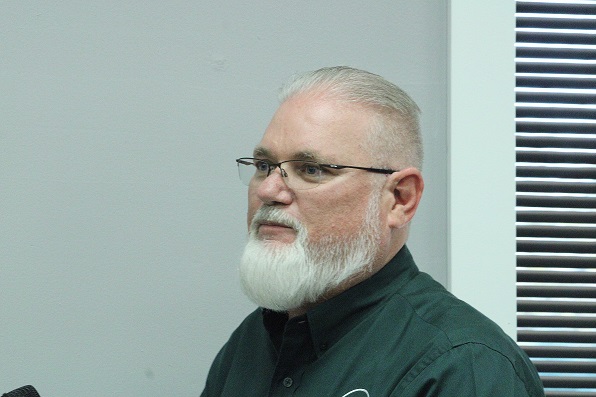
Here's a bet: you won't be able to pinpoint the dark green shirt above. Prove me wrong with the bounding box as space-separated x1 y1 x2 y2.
202 246 544 396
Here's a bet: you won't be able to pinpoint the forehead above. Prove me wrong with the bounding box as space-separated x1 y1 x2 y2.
255 94 373 162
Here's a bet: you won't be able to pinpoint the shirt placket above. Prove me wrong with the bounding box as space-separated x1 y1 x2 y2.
268 317 314 397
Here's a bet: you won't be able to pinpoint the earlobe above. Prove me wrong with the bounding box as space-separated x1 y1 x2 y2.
386 168 424 229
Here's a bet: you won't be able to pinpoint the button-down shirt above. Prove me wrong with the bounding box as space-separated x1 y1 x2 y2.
201 246 544 396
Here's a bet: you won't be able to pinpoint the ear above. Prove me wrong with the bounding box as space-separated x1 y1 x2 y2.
385 168 424 229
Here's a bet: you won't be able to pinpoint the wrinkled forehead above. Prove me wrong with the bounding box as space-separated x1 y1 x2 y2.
252 146 334 164
254 94 376 163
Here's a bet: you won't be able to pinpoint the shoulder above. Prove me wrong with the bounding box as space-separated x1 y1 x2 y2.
397 272 512 348
202 308 265 395
390 273 543 396
396 273 544 396
398 342 544 396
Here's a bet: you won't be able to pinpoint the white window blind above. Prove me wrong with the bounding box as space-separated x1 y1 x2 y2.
516 1 596 396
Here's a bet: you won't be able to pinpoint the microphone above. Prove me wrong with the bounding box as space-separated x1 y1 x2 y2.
2 386 40 397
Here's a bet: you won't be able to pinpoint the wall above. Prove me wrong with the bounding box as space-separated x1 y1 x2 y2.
0 2 448 395
448 1 516 338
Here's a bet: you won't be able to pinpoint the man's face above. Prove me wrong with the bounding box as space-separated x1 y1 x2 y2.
240 92 397 313
247 93 382 249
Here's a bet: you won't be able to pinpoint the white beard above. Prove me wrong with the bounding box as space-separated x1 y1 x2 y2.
239 191 382 312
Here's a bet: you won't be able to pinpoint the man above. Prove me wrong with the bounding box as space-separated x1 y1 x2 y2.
201 66 544 396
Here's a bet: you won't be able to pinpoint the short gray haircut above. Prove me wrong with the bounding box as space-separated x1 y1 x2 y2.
278 66 423 170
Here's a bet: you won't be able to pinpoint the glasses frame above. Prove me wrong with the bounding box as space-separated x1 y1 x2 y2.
236 157 398 189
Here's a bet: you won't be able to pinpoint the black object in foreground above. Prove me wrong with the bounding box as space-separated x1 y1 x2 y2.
2 386 41 397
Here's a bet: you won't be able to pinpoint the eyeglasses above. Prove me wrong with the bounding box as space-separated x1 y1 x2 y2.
236 157 398 190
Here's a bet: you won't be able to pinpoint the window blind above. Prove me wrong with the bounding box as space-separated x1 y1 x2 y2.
516 1 596 396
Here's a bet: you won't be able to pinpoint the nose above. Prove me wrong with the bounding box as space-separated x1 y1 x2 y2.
254 166 293 205
267 163 288 178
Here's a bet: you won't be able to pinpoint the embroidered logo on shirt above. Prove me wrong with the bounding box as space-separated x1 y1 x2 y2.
341 389 370 397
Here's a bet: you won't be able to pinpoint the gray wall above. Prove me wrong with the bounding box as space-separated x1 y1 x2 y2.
1 2 447 395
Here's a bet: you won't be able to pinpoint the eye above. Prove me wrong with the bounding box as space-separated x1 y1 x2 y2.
254 159 271 173
298 162 322 177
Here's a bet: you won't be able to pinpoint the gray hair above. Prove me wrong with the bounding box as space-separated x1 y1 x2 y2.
278 66 423 170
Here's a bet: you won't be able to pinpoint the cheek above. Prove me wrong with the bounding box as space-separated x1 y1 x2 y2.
302 196 368 241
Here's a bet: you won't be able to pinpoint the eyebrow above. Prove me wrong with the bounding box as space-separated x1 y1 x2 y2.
252 147 330 163
253 146 273 159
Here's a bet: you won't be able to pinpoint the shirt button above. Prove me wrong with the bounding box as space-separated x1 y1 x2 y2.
282 377 293 388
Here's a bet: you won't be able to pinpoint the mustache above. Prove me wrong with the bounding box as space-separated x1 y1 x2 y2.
250 206 302 232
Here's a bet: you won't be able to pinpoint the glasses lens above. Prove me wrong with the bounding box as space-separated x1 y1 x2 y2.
237 159 258 186
236 158 323 190
283 160 322 190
